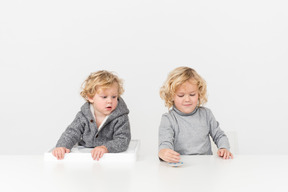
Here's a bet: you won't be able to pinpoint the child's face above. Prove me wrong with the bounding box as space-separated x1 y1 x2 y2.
88 83 119 117
173 80 199 114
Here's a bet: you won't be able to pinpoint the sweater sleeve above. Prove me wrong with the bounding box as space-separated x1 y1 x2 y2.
207 109 230 150
104 114 131 153
158 114 175 151
55 112 85 150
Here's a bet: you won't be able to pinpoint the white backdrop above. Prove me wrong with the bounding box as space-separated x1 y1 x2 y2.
1 0 287 155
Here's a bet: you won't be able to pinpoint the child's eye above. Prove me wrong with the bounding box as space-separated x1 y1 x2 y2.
112 96 117 99
177 95 184 97
190 94 196 96
102 96 107 99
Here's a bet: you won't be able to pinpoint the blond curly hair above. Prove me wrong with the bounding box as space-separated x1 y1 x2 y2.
160 66 207 108
80 70 124 102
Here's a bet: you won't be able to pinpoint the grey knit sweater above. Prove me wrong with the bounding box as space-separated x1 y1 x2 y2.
56 97 131 153
159 106 230 155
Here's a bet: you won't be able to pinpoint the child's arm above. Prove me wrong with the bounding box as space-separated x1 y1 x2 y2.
102 114 131 153
158 114 180 162
207 109 231 152
55 112 85 153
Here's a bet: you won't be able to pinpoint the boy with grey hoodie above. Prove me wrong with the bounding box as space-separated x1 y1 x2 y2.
52 70 131 160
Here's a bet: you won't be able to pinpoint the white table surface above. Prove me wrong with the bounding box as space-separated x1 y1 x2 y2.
1 154 287 192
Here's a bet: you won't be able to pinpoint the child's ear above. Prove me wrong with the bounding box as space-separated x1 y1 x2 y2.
87 96 94 103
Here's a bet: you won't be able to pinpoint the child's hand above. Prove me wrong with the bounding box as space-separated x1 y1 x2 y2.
158 148 181 163
217 148 233 159
91 146 108 161
52 147 70 160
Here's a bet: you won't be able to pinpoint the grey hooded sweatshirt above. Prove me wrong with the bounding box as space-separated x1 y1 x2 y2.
56 97 131 153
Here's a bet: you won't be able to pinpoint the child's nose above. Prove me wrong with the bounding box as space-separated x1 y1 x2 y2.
184 95 190 101
107 97 112 103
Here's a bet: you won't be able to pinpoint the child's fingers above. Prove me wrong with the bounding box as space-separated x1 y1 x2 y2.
222 151 226 159
169 150 180 156
227 152 232 159
91 149 103 160
91 150 96 160
56 150 62 160
94 151 98 160
163 150 180 162
167 157 179 163
227 152 231 159
158 149 181 163
97 150 104 161
218 149 228 158
224 151 228 159
217 150 223 157
53 149 61 159
165 149 180 159
97 151 104 161
225 151 229 159
55 151 59 160
55 149 60 160
217 149 233 160
60 148 65 159
96 151 100 161
99 151 104 159
172 154 181 161
52 148 68 160
52 150 56 157
164 156 178 163
170 157 180 163
224 151 233 159
167 153 181 163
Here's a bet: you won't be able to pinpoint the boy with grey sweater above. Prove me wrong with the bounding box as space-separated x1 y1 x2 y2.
158 67 233 163
53 70 131 160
